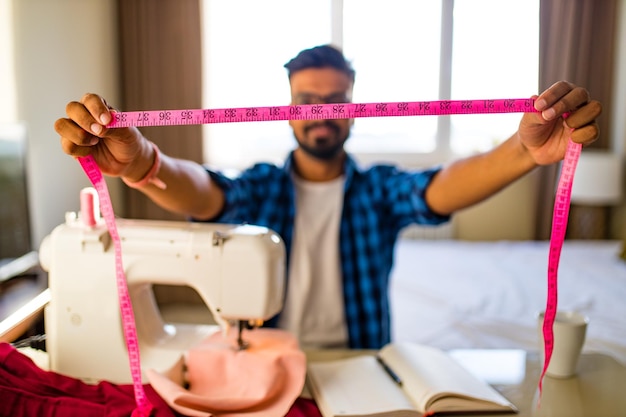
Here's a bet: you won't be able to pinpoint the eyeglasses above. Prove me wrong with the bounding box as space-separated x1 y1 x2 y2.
292 92 352 105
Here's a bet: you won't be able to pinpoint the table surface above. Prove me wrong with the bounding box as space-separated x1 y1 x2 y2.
2 280 625 417
305 349 626 417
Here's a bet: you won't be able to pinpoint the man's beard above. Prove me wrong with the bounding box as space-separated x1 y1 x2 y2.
295 121 349 161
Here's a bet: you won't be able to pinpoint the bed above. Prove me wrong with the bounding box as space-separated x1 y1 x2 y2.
389 239 626 365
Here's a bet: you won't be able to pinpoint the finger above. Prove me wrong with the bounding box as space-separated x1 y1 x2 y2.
563 100 602 129
570 123 600 146
79 93 113 128
66 100 109 137
535 82 590 121
548 86 590 118
54 117 100 147
62 139 92 158
534 81 574 110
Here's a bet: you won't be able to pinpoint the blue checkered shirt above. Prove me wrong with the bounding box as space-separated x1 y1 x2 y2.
203 152 449 348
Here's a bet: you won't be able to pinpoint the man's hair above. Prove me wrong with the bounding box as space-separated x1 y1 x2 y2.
284 44 355 82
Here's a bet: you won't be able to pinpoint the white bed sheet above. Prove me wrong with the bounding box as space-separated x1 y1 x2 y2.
389 239 626 365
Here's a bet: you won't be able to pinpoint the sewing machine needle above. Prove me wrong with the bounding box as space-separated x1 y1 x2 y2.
237 320 249 350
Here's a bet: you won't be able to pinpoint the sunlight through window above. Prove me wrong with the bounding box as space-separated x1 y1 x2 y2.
201 0 539 169
0 0 17 124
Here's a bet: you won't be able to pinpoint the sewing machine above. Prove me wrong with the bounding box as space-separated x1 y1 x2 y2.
39 189 285 384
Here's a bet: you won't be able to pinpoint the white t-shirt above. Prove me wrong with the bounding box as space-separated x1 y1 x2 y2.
277 174 348 348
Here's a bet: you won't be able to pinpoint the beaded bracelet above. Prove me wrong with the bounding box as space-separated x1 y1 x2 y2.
122 142 167 190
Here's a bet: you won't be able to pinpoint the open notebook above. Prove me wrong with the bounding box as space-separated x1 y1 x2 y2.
307 342 517 417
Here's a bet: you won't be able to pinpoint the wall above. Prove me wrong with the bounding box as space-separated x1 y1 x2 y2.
454 171 540 241
12 0 122 249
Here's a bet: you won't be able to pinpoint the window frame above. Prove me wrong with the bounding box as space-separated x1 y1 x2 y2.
201 0 538 170
328 0 465 168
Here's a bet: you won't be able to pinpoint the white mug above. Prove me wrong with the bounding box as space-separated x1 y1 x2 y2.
537 311 589 378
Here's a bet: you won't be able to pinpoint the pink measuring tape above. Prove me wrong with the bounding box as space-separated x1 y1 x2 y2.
78 97 575 414
77 156 153 417
540 130 581 395
107 98 536 127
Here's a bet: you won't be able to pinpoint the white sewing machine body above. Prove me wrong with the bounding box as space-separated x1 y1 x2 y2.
40 211 285 384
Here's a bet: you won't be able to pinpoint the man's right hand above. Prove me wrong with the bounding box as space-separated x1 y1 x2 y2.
54 93 155 182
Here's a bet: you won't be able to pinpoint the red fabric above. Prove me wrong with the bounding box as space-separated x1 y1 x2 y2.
285 398 323 417
0 343 323 417
0 343 177 417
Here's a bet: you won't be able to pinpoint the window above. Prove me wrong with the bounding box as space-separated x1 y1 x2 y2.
201 0 538 169
0 0 16 124
449 1 539 155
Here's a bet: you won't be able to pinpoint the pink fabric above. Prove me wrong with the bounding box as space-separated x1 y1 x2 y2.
147 328 307 417
0 342 177 417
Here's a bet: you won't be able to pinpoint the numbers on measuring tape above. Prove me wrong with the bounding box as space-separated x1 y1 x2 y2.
354 103 366 113
108 98 538 128
289 106 302 116
136 112 148 123
160 111 172 122
77 154 154 416
538 139 581 400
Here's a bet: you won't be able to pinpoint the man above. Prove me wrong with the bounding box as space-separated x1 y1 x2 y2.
55 45 601 349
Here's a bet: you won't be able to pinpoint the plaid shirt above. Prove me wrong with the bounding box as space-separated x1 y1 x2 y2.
204 152 449 348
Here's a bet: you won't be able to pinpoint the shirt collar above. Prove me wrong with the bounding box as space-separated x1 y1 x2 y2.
283 151 361 190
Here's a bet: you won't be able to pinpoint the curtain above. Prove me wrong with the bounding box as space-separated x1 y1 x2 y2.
534 0 618 239
117 0 203 221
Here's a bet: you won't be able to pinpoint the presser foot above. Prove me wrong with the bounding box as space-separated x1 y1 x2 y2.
236 319 264 350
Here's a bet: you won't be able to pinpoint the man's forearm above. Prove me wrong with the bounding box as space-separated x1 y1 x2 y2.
129 154 225 220
425 133 537 215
